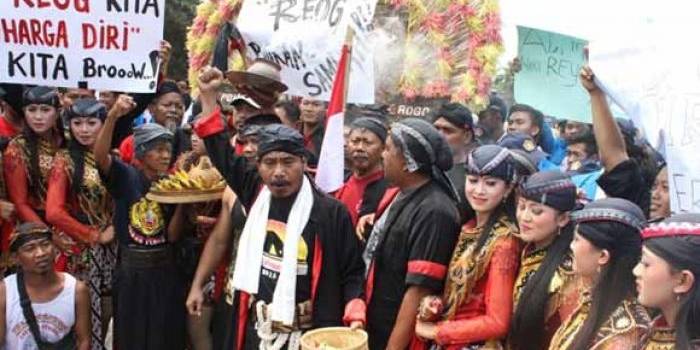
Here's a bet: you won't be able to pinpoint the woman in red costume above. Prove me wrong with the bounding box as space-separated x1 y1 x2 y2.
4 86 64 225
414 145 521 349
46 98 116 349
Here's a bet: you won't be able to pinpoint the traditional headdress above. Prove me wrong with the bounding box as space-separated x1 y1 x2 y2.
520 170 577 212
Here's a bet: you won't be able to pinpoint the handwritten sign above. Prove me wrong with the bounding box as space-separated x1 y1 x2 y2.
515 26 590 122
591 31 700 213
0 0 165 93
236 0 377 104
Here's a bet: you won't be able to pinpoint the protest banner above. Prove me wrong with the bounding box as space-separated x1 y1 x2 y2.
236 0 377 104
514 26 590 122
591 30 700 214
0 0 165 93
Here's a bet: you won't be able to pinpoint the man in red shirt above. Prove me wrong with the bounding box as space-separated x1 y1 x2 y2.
335 117 389 229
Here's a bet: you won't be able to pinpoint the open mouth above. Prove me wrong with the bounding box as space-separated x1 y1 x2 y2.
270 181 290 190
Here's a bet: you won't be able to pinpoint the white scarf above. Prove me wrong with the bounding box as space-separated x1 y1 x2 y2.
232 176 314 326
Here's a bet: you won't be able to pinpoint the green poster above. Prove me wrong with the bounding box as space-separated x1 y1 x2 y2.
514 26 591 123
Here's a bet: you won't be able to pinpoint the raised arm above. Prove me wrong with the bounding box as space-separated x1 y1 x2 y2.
95 95 136 174
111 41 171 148
193 67 260 207
580 66 628 171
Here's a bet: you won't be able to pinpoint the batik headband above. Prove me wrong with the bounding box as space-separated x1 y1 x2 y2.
572 207 647 230
351 117 387 141
66 98 107 121
390 122 435 173
466 145 517 184
9 224 53 252
520 176 577 212
468 147 508 174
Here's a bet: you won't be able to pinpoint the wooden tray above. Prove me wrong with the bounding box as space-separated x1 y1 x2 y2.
146 187 225 204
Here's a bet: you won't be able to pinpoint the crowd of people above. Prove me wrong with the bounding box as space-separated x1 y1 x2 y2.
0 38 697 350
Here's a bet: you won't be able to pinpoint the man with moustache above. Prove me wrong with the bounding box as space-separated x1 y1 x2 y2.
335 117 389 229
0 223 91 349
118 80 191 165
191 66 366 350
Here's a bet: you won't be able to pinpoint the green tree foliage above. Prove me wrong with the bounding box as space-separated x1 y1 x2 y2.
164 0 197 81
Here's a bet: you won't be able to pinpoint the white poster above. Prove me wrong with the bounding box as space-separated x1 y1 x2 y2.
590 27 700 214
0 0 165 93
237 0 377 104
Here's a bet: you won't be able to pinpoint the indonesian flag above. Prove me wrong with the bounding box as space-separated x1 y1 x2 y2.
315 30 353 193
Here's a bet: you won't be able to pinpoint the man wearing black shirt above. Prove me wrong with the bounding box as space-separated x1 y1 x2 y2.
193 66 365 350
364 118 460 350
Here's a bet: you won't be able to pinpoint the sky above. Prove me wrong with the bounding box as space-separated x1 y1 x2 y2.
498 0 700 65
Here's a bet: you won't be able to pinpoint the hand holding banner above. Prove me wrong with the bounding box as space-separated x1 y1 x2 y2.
590 28 700 214
515 26 590 122
0 0 165 93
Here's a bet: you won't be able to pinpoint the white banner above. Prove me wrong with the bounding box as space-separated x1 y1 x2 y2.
0 0 165 93
237 0 377 104
590 27 700 214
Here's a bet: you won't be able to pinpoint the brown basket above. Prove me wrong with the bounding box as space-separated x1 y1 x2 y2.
146 187 224 204
300 327 368 350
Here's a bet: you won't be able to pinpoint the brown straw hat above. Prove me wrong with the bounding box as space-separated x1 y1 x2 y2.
226 59 288 93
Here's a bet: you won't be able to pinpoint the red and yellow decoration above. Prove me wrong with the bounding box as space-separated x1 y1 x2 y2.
186 0 503 111
186 0 245 96
387 0 504 111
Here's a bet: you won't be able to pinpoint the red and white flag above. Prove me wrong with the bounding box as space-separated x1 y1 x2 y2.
315 30 354 193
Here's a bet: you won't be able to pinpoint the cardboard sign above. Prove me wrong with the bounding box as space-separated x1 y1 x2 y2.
515 26 590 122
0 0 165 93
591 31 700 213
236 0 377 104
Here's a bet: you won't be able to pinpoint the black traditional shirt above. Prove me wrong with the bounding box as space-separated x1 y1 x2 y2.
366 181 460 350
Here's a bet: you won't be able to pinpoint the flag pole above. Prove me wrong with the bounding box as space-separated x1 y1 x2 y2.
341 27 355 112
314 26 356 193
